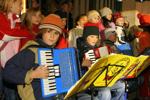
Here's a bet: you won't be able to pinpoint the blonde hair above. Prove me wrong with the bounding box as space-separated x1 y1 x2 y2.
87 10 100 21
0 0 19 12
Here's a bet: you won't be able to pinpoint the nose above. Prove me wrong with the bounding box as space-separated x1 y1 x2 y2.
49 33 55 38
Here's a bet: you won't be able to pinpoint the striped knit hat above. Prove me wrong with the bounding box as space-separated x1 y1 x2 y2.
39 14 63 33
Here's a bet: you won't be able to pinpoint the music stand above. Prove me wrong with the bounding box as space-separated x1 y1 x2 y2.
64 54 150 100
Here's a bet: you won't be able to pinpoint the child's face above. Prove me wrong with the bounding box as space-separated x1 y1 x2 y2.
109 33 117 42
90 15 100 23
86 35 99 46
31 11 42 25
106 14 112 21
116 17 125 26
78 16 88 27
10 0 22 15
42 29 60 46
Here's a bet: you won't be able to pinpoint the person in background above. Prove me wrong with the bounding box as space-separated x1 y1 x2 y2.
113 12 133 55
55 11 68 49
100 7 115 29
31 0 40 8
0 0 30 68
113 12 127 43
68 14 88 48
134 13 150 54
3 14 65 100
99 28 126 100
20 7 43 49
85 10 105 42
0 0 30 100
55 1 73 30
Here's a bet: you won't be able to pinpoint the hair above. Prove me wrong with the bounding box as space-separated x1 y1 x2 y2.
101 16 112 28
36 28 60 42
0 0 19 13
36 28 49 39
22 7 42 32
75 14 86 26
87 10 100 21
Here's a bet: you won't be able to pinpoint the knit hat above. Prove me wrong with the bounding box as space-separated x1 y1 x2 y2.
104 28 116 39
83 26 99 39
39 14 63 33
113 12 123 22
100 7 112 17
137 13 150 27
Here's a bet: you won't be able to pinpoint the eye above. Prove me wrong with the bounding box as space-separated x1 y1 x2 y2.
54 31 60 35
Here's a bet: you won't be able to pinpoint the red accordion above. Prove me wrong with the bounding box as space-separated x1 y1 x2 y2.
84 46 111 63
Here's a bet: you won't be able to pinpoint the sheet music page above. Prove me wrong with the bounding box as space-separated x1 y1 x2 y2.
64 54 150 99
127 55 150 78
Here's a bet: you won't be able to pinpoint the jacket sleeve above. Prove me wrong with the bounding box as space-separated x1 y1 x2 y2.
0 13 30 41
2 49 38 85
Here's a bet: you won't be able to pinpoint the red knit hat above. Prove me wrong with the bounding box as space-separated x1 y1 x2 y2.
113 12 123 22
138 13 150 27
39 14 63 33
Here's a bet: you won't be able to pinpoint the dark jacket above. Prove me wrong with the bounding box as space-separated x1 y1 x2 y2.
77 37 99 75
3 39 55 100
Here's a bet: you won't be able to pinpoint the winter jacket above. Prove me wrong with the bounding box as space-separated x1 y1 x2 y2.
0 12 30 67
135 31 150 53
77 37 101 75
68 26 83 48
3 39 55 100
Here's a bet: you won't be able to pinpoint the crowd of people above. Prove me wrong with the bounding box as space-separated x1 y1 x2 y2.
0 0 150 100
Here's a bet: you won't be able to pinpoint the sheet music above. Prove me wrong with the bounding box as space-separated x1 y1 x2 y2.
64 54 150 99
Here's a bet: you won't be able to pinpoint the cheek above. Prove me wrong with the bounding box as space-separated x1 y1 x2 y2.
55 35 60 41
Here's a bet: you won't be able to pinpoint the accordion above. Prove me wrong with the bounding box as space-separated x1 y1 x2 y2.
38 47 79 98
84 46 110 63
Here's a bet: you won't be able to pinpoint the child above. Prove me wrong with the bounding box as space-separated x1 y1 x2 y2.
113 12 127 43
85 10 105 41
100 7 115 29
113 12 134 55
0 0 30 100
0 0 30 68
20 7 43 49
3 14 64 100
77 26 125 100
102 28 125 100
68 14 88 48
134 13 150 54
77 26 101 100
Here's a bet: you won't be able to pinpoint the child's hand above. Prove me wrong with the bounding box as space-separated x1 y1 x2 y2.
30 65 49 79
82 58 92 68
